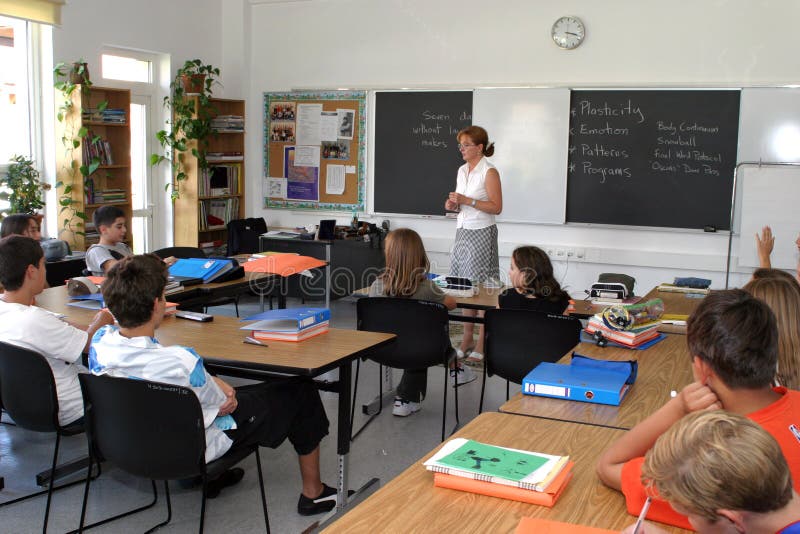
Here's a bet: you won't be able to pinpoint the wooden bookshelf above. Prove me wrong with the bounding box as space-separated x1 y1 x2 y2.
173 97 245 250
54 86 132 251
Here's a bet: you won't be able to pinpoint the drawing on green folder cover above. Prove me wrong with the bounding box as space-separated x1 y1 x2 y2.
437 440 549 482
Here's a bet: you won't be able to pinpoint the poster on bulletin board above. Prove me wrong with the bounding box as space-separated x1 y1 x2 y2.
263 90 366 211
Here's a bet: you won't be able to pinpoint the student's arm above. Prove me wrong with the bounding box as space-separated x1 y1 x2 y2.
213 376 238 416
443 295 457 310
596 381 721 490
83 309 114 353
620 522 670 534
756 226 774 268
101 258 120 274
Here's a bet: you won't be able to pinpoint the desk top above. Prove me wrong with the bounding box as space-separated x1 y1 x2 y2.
499 334 694 430
37 286 395 377
643 286 705 317
323 413 690 534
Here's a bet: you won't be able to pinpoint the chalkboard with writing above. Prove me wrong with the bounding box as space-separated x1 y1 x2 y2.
374 91 473 216
566 90 740 230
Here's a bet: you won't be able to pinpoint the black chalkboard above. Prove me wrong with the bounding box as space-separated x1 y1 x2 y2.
374 91 473 216
566 90 740 230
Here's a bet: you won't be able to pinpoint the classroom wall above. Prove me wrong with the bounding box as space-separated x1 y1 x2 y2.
243 0 800 294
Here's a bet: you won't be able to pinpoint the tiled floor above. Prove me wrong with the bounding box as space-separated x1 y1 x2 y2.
0 295 516 533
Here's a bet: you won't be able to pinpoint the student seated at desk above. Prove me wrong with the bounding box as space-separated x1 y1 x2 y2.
621 411 800 534
0 235 113 425
0 213 42 240
596 289 800 529
90 254 339 512
368 228 473 417
85 206 176 276
744 274 800 390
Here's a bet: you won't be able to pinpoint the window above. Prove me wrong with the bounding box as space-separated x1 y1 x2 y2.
0 16 32 164
101 54 151 84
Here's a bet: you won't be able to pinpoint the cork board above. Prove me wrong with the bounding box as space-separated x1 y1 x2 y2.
263 91 366 211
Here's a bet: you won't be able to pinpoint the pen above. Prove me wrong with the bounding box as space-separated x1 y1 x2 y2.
243 337 268 347
632 497 652 534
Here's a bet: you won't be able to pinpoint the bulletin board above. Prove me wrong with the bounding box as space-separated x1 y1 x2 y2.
263 90 366 211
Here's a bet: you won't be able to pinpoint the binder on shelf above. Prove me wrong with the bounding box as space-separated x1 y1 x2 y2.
241 307 331 332
522 354 638 406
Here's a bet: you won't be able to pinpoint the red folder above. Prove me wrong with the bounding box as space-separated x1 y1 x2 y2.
243 254 327 276
432 461 573 507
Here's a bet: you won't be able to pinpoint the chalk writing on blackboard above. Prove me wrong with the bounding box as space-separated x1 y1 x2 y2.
412 110 472 150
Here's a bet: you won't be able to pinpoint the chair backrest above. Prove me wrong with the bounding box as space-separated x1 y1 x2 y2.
356 297 452 369
0 341 60 432
484 309 582 384
152 246 206 259
226 218 268 255
78 374 207 480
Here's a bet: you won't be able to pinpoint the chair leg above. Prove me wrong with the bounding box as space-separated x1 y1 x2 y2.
505 380 510 402
75 475 159 533
199 475 208 534
233 297 240 318
42 432 62 533
350 362 386 441
255 450 271 534
143 481 170 534
349 359 360 441
441 366 448 442
478 363 487 414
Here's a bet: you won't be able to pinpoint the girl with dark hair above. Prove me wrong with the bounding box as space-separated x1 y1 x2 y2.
500 246 570 314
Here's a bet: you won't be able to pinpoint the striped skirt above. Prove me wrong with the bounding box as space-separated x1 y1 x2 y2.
450 225 500 283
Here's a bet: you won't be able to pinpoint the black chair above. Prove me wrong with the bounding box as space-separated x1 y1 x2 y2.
77 374 270 533
352 298 459 442
478 309 582 413
226 218 267 256
0 341 95 533
153 246 240 317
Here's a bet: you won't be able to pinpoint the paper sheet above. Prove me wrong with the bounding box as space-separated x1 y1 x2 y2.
266 177 287 198
337 108 355 139
293 145 321 167
320 111 339 142
326 164 345 194
296 103 322 145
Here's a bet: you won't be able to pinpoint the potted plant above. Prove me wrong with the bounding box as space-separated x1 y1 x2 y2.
0 155 50 215
151 59 221 199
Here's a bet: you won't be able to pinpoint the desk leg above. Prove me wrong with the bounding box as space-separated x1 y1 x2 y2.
279 276 287 309
336 360 351 511
325 247 331 310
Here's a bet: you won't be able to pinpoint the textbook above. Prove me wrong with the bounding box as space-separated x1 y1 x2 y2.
249 321 329 342
433 461 573 507
515 518 616 534
579 330 666 351
585 315 660 347
242 307 330 332
423 438 570 492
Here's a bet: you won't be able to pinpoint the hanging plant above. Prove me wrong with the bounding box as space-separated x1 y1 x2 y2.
150 59 221 200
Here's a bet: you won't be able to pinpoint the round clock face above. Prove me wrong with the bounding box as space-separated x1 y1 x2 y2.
552 16 585 49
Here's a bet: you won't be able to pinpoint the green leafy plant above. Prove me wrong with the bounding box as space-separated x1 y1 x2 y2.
151 59 221 200
0 155 50 215
53 59 105 244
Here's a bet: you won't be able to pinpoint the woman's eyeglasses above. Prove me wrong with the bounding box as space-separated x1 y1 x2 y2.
457 143 476 150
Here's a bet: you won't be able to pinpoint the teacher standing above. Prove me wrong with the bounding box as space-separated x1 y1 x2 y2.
444 126 503 362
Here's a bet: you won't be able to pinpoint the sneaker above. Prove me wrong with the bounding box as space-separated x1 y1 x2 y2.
205 467 245 499
450 364 476 387
392 397 421 417
465 351 484 364
298 483 347 516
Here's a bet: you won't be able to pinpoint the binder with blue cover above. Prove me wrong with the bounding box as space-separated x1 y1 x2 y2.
242 307 331 332
521 353 638 406
168 258 234 283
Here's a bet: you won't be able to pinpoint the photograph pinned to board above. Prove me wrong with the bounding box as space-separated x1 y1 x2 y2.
270 120 295 142
322 140 350 160
326 164 345 195
296 103 323 145
266 177 287 199
284 146 319 201
338 108 355 139
320 111 339 142
269 101 296 121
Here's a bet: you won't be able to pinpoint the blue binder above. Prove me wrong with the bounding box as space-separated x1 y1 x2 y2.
168 258 232 283
521 354 638 406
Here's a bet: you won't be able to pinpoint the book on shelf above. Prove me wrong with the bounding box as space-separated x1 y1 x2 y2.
241 307 330 332
423 438 570 493
82 131 114 166
206 151 244 161
200 164 241 196
248 321 330 342
82 108 126 123
210 115 244 132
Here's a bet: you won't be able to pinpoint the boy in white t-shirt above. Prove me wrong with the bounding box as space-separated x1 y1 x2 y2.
0 235 113 425
85 206 133 276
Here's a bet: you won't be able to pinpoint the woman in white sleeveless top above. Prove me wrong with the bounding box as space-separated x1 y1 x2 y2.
444 126 503 362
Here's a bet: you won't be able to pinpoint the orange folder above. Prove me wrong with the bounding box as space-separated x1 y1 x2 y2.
433 461 573 507
515 518 616 534
243 254 327 276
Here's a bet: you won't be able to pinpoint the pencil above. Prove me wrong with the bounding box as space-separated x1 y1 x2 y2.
243 337 268 347
632 496 652 534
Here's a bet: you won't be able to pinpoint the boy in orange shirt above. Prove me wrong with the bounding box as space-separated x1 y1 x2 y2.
597 289 800 529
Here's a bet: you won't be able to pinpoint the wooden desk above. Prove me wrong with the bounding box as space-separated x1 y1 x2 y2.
36 285 396 511
499 334 694 430
643 286 706 316
322 413 690 534
168 271 286 311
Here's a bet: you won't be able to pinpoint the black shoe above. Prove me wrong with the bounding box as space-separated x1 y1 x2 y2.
298 483 348 516
205 467 245 499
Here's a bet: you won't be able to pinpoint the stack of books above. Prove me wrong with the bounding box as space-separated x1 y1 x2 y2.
82 108 126 123
241 307 330 342
164 279 183 296
82 132 114 166
423 438 573 507
584 313 660 348
210 115 244 132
